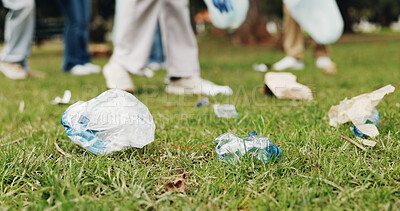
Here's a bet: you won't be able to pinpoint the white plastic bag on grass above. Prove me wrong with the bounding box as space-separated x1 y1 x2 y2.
61 89 155 155
284 0 344 44
204 0 249 30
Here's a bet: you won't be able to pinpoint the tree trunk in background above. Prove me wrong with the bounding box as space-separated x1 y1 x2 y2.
337 0 353 33
229 0 273 45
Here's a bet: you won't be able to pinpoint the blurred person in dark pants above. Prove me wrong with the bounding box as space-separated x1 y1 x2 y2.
57 0 100 75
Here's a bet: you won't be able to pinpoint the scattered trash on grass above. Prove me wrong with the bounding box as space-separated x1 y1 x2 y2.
328 85 394 127
213 104 239 118
52 90 72 105
19 101 24 113
264 72 313 100
253 63 269 72
196 97 209 107
61 89 155 155
329 85 395 139
165 172 190 193
215 131 281 163
340 133 367 152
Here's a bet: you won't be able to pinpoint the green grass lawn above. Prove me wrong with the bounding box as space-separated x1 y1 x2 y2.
1 35 400 210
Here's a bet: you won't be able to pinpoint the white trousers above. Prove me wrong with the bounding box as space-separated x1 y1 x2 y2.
112 0 200 78
1 0 35 67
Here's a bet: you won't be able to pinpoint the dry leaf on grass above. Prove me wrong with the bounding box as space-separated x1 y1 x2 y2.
55 140 72 158
165 172 190 193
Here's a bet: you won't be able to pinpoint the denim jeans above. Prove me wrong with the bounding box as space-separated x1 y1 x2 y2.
1 0 35 69
148 22 165 64
57 0 91 71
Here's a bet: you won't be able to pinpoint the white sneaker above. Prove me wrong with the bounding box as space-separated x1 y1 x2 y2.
316 57 337 75
70 65 92 75
103 61 134 93
147 62 164 71
0 62 28 80
166 77 233 96
272 56 304 71
84 63 101 74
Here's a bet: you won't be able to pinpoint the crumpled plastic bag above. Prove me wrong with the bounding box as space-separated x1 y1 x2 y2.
284 0 344 44
204 0 249 30
61 89 156 155
264 72 313 100
328 85 395 127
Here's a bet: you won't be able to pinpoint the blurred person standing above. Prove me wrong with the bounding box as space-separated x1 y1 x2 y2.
57 0 100 75
272 4 337 74
104 0 233 95
0 0 35 80
113 0 165 72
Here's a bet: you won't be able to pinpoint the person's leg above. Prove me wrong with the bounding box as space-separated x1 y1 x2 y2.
1 0 34 66
0 0 34 79
148 21 165 65
160 0 200 78
273 3 304 71
282 4 304 60
80 0 91 64
111 0 161 74
312 42 330 58
104 0 161 92
57 0 91 71
312 41 337 74
162 0 232 96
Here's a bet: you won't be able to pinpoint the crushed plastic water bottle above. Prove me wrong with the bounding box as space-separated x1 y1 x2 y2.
196 98 210 107
214 104 239 118
61 89 156 155
351 107 380 138
215 131 282 163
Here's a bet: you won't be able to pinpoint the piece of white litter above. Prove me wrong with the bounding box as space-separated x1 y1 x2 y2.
52 90 72 105
328 85 395 127
355 124 380 138
264 72 313 100
19 101 24 113
357 138 377 147
214 104 239 118
253 64 268 72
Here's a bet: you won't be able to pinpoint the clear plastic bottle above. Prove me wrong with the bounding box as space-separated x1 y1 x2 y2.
351 107 380 138
215 131 282 163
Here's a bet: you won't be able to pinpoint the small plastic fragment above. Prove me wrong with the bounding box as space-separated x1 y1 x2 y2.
52 90 72 105
215 131 282 163
253 63 268 72
213 104 239 118
196 98 210 107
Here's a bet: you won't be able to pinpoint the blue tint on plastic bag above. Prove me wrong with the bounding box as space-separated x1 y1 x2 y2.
60 89 156 155
204 0 249 30
61 112 109 155
351 107 380 138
